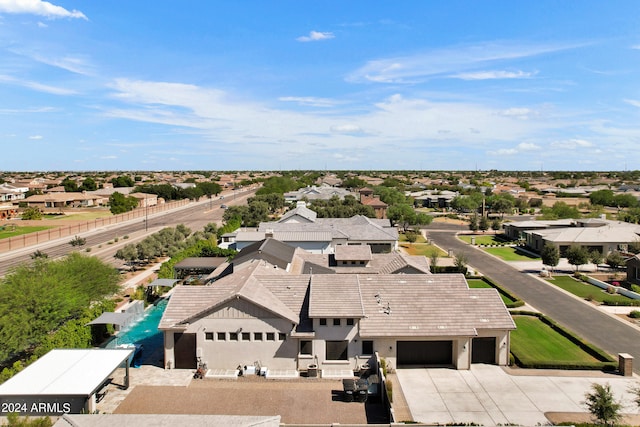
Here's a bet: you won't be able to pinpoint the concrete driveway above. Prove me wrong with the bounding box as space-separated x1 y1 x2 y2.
397 364 640 425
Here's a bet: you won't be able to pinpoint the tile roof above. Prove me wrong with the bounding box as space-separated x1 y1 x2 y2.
357 275 515 337
334 244 372 261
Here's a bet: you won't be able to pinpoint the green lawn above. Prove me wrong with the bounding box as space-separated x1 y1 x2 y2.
44 211 112 220
0 225 53 239
546 275 632 304
400 243 447 257
511 315 612 368
458 234 510 245
398 232 427 243
467 279 517 306
484 246 540 261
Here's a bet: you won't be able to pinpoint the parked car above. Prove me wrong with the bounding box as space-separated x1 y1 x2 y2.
221 204 228 209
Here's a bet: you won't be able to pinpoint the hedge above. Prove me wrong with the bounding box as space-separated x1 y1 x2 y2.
467 275 525 309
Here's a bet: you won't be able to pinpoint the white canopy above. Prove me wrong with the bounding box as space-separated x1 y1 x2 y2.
0 349 133 396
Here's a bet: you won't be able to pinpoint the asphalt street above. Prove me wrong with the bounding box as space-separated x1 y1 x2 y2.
426 224 640 373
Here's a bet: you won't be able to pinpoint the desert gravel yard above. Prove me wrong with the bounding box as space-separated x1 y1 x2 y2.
114 377 388 424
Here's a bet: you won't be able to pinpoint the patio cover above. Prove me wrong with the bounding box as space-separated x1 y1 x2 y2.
87 312 134 327
146 278 179 288
0 348 133 396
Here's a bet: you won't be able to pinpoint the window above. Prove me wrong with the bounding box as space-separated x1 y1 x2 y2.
326 341 348 360
266 332 275 341
300 340 312 355
333 318 341 326
205 332 214 341
242 332 251 341
278 333 286 341
254 332 263 341
229 332 238 341
319 318 327 326
217 332 226 341
362 340 374 355
346 318 354 326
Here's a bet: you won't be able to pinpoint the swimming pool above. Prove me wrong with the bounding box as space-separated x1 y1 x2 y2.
105 298 168 366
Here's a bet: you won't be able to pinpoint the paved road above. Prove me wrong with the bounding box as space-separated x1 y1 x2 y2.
426 225 640 373
0 188 256 276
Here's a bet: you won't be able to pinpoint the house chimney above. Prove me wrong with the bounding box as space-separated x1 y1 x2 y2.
265 228 274 238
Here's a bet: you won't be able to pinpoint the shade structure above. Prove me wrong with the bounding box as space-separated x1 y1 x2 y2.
86 312 135 327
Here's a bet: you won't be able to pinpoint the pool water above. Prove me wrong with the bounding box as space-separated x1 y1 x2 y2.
105 298 168 366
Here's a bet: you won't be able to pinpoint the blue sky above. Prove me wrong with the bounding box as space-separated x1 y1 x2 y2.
0 1 639 172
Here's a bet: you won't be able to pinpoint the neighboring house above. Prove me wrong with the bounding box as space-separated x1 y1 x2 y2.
129 192 159 208
627 255 640 286
159 240 515 373
23 192 101 209
86 188 135 206
0 184 28 203
509 218 640 256
359 188 388 219
410 190 458 209
233 204 398 254
0 204 18 220
284 184 355 203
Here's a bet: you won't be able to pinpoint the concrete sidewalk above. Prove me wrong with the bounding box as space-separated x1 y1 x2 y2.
397 364 640 425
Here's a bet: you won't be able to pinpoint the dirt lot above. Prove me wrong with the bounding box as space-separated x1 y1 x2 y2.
114 377 388 424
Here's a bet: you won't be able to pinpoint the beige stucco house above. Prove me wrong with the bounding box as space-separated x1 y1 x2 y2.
159 240 515 374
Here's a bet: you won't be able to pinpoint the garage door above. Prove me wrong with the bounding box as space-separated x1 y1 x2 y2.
397 341 452 366
471 337 496 364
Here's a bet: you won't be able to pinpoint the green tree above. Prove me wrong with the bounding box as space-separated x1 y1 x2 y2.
109 192 139 214
21 207 42 220
454 252 468 273
110 175 134 187
468 214 479 232
589 189 615 207
114 244 139 268
566 245 590 271
605 251 625 269
589 250 604 272
491 218 501 231
584 383 621 427
61 177 78 192
490 195 514 218
541 243 560 276
387 203 416 231
478 215 490 232
196 181 223 199
79 177 98 191
429 251 439 273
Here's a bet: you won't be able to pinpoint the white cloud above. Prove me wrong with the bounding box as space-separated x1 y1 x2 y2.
330 124 363 134
624 99 640 108
100 155 117 159
104 79 575 169
0 74 77 95
278 96 341 107
29 135 42 139
517 142 540 151
37 21 46 27
551 138 593 149
500 107 537 120
632 45 640 50
347 41 581 83
296 30 334 42
0 0 87 20
453 70 535 80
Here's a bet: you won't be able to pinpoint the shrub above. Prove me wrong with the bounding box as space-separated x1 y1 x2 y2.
606 286 616 294
385 379 393 403
629 310 640 319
